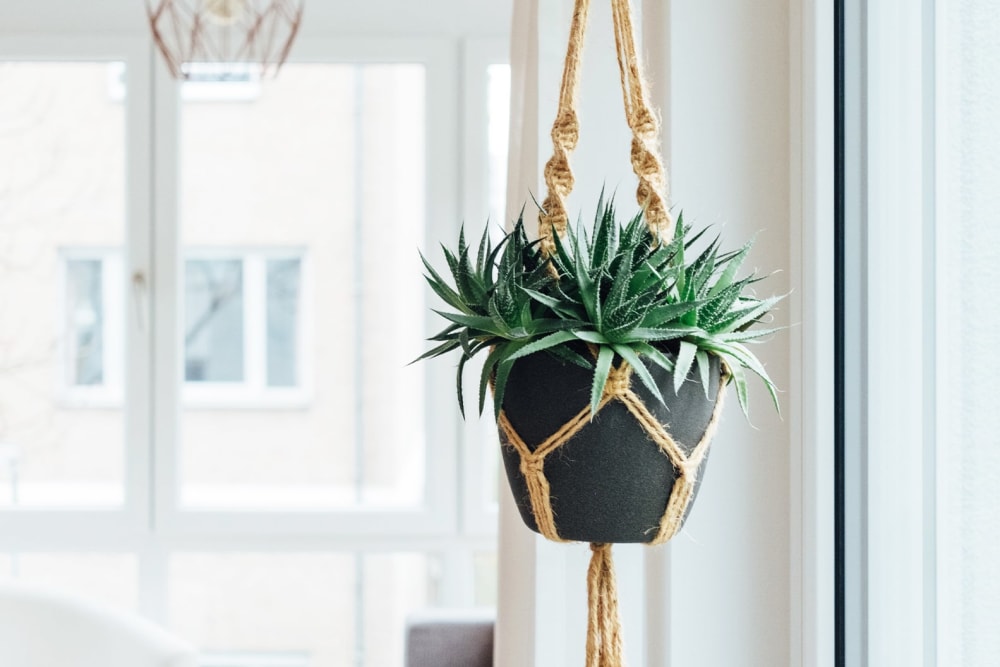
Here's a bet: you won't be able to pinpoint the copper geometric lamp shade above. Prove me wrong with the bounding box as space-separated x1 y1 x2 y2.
146 0 304 79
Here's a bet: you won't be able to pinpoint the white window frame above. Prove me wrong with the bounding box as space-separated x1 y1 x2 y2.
108 61 262 103
151 37 463 540
0 31 502 639
790 1 837 665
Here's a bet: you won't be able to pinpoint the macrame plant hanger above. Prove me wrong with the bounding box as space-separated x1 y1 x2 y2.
518 1 729 665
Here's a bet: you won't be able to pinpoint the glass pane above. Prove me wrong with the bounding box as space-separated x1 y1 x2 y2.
185 259 245 382
476 63 511 512
0 552 138 611
266 258 301 388
179 63 427 510
66 260 105 386
0 62 127 508
169 553 431 667
938 1 1000 663
357 65 426 508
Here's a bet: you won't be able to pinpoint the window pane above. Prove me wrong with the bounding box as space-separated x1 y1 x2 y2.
169 553 431 667
65 260 105 386
0 62 127 508
179 64 426 510
938 1 1000 662
470 64 511 514
266 258 301 388
185 259 245 383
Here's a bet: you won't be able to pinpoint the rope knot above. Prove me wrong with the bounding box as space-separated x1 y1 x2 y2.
519 454 546 477
602 364 632 399
551 109 581 147
631 141 665 181
631 107 658 138
544 154 576 195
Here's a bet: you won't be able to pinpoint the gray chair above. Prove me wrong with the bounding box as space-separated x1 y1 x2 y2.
405 609 494 667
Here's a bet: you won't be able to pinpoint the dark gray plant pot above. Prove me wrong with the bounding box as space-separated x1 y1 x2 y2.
498 350 722 543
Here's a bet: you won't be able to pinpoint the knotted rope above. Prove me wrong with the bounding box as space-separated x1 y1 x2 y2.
610 0 670 240
538 0 672 258
587 543 624 667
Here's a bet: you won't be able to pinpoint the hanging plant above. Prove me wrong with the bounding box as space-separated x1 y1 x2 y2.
418 197 782 543
418 200 782 423
417 0 783 664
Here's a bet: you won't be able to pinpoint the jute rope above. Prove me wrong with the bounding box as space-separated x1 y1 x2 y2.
609 0 670 240
521 1 700 663
587 543 624 667
538 0 672 258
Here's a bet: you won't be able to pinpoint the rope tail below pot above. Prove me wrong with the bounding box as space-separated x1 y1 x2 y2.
508 0 727 664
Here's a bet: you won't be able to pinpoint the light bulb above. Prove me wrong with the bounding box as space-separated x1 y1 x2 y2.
204 0 247 26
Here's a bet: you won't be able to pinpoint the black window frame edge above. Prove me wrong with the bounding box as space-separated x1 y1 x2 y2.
834 0 846 665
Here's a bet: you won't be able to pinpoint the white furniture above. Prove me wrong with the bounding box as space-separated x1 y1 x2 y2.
0 582 198 667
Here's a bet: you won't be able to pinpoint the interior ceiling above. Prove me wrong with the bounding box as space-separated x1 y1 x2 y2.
0 0 513 37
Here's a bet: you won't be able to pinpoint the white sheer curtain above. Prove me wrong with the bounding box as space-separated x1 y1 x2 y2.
494 1 540 666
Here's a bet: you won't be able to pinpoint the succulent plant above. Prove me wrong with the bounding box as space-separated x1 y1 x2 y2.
416 196 783 421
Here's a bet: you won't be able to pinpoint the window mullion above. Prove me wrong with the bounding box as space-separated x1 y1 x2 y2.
150 44 182 535
244 254 267 392
124 37 155 535
106 254 126 401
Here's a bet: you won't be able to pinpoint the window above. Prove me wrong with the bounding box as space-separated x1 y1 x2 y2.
58 249 304 405
0 41 504 667
66 259 105 386
841 0 1000 663
183 251 305 403
61 252 124 401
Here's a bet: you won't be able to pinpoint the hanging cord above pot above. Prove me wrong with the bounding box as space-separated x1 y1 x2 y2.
537 0 672 260
530 2 685 664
